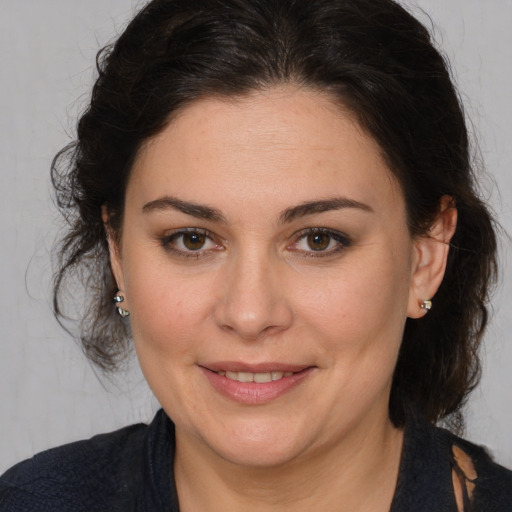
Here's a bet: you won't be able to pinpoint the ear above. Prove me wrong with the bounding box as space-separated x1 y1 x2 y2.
407 197 457 318
102 205 126 295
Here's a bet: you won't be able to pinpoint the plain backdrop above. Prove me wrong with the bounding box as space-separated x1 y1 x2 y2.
1 0 511 473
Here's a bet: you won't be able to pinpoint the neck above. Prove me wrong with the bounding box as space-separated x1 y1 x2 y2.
174 415 404 512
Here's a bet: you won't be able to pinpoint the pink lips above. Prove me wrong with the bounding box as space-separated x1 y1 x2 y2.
199 363 314 405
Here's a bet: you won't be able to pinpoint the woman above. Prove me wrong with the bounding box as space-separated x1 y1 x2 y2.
1 0 510 510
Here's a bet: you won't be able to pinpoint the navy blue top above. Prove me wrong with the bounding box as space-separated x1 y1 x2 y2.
1 409 511 511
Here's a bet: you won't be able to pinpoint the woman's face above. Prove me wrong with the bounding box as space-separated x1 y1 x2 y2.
111 87 429 467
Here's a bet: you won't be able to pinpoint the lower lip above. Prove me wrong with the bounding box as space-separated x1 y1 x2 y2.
200 367 314 405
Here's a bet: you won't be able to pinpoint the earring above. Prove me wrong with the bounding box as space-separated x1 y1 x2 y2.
420 300 432 311
113 293 130 317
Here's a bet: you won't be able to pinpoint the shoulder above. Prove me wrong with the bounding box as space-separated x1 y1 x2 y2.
0 421 149 511
436 425 512 510
393 417 511 512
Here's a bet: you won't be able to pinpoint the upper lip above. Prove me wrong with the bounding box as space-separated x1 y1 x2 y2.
200 362 312 373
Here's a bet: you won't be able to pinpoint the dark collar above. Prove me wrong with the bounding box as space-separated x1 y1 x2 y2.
140 409 180 511
390 418 457 512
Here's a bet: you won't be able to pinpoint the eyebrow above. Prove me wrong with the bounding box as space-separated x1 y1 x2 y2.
142 195 373 224
142 196 226 222
279 197 374 223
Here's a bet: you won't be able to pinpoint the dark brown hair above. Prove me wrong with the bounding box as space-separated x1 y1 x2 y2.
52 0 498 428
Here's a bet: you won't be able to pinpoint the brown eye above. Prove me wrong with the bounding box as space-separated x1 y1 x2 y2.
289 229 350 257
182 232 206 250
307 232 331 251
161 229 222 257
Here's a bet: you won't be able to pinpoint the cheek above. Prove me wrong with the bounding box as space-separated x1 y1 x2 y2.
127 273 219 414
294 246 411 374
302 251 409 326
124 256 217 366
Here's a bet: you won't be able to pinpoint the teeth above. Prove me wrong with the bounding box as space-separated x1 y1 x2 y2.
254 372 272 383
238 372 254 383
219 370 296 382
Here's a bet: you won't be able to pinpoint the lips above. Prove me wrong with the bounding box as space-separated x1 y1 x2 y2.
200 363 314 404
217 370 295 383
203 362 309 373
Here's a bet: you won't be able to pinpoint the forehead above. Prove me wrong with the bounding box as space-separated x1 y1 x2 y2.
128 86 403 217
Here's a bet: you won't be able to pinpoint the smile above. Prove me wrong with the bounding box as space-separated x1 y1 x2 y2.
201 365 314 404
217 370 295 383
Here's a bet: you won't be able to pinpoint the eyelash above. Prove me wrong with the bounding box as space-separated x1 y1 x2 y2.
160 228 223 259
159 227 351 259
289 228 351 258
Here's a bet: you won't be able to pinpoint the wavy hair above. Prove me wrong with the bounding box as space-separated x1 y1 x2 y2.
52 0 498 428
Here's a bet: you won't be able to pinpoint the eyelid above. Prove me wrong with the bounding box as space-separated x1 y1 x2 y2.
160 228 224 258
288 227 351 256
159 227 351 259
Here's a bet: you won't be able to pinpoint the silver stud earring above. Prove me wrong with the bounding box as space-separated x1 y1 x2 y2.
113 293 130 317
420 300 432 311
117 308 130 317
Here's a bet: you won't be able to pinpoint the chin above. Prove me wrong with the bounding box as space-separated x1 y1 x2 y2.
192 416 314 468
215 438 308 469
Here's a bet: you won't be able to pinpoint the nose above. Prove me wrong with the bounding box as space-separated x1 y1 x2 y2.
213 249 293 340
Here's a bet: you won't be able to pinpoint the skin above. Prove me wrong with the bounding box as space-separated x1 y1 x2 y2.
107 86 456 511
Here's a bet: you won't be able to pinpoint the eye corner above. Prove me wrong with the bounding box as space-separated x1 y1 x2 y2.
288 227 352 258
159 227 224 259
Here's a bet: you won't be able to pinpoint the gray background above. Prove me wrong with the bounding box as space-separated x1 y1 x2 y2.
1 0 511 473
